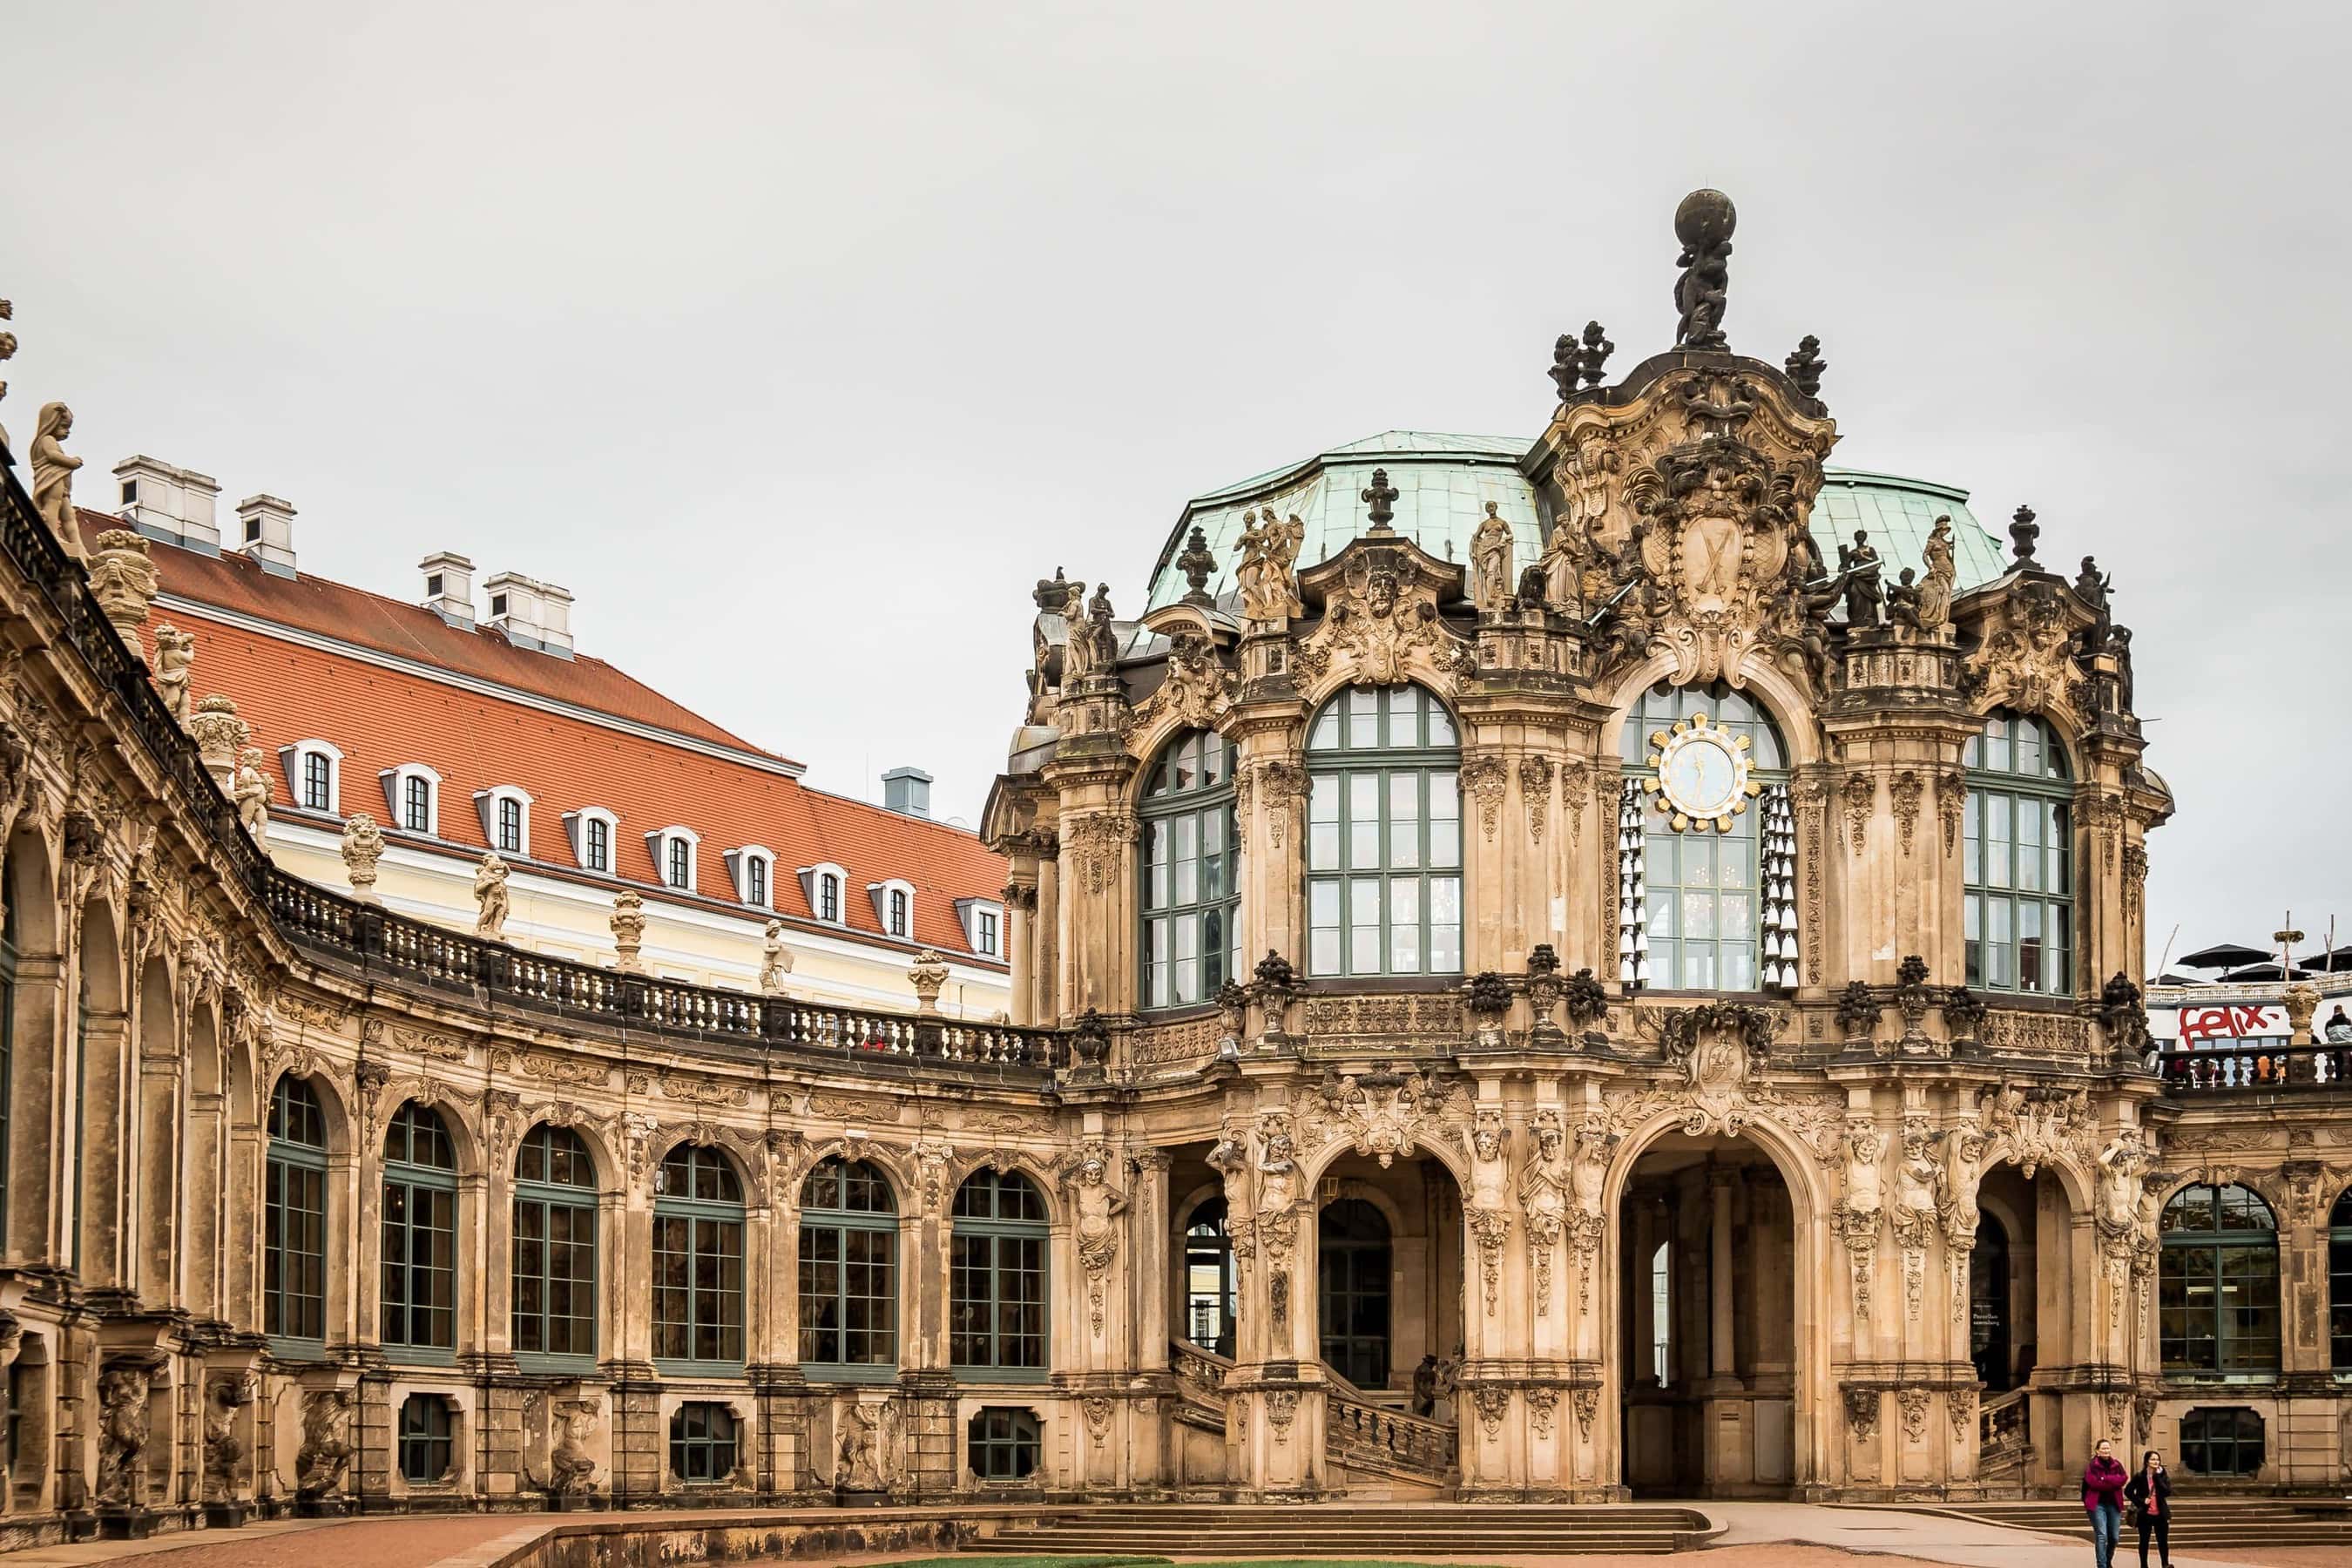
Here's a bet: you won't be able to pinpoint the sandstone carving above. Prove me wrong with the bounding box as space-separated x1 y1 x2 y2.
30 402 87 564
341 812 385 904
474 851 511 940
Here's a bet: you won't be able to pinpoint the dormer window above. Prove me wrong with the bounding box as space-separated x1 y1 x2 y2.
279 740 343 816
956 897 1004 958
868 879 917 941
798 863 849 924
474 786 535 858
563 808 618 875
646 827 700 894
381 764 442 836
725 847 776 909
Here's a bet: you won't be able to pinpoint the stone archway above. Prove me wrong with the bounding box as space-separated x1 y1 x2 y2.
1616 1131 1799 1497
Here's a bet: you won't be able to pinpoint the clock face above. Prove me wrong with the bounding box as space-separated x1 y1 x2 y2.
1642 713 1759 833
1664 735 1740 818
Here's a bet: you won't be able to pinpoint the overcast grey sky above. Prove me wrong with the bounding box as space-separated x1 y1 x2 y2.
4 3 2344 970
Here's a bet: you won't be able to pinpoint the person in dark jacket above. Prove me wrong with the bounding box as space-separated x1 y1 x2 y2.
2125 1449 2173 1568
2083 1437 2129 1568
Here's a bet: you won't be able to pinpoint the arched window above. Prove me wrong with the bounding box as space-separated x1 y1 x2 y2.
2159 1183 2279 1375
513 1125 597 1362
1306 686 1461 977
1141 729 1240 1007
798 1158 897 1373
265 1076 328 1347
1184 1197 1235 1358
1617 682 1793 991
950 1170 1047 1374
889 888 909 937
1963 712 2073 995
819 874 841 923
0 854 15 1254
2329 1188 2352 1370
382 1103 458 1354
653 1145 744 1368
1317 1197 1392 1388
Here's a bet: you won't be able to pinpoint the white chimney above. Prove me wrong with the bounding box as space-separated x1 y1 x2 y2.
234 494 297 578
483 571 576 658
420 551 476 626
113 455 220 551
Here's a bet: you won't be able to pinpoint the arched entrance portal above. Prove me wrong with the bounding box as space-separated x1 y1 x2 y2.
1318 1198 1391 1387
1309 1156 1465 1405
1619 1133 1797 1497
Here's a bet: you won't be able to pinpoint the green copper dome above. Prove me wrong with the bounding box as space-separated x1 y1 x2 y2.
1142 434 2007 611
1143 432 1542 612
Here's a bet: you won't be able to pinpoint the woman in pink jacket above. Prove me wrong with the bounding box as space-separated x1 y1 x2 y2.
2083 1437 2129 1568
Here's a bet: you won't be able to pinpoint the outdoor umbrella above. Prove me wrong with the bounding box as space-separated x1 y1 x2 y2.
2215 963 2309 983
2176 943 2273 970
2297 947 2352 973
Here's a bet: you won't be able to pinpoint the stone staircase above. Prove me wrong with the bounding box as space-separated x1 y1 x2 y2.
1168 1342 1458 1493
1920 1497 2352 1551
973 1502 1716 1557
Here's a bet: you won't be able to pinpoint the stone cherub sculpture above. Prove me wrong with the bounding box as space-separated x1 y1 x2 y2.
151 625 196 724
233 746 272 835
1469 501 1516 615
30 402 88 564
1886 567 1923 631
474 850 511 940
1233 507 1306 621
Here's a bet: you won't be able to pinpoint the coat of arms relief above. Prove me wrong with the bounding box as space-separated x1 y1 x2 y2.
1545 365 1838 693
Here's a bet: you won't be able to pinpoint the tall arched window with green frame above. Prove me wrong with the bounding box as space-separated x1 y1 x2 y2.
797 1157 898 1377
1616 681 1794 992
265 1075 328 1350
950 1169 1048 1375
0 850 16 1255
1963 711 2074 995
1139 729 1239 1010
653 1143 745 1370
512 1125 598 1366
381 1101 459 1356
1306 685 1462 977
2159 1182 2279 1375
2328 1186 2352 1371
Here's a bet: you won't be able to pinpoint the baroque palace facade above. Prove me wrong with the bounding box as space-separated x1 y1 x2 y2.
0 189 2337 1548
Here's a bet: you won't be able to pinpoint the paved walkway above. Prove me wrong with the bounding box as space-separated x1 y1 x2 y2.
0 1500 2332 1568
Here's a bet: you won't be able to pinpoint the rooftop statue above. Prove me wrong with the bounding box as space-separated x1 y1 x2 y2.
1837 529 1884 628
1671 189 1735 351
233 745 272 835
1469 501 1515 615
1233 506 1304 622
475 851 511 941
1916 516 1957 630
30 402 87 564
152 625 196 725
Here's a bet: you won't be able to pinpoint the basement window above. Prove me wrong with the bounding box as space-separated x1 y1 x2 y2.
967 1407 1040 1481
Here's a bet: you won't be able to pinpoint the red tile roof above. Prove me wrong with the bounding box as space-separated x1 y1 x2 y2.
121 523 1004 963
118 516 785 762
